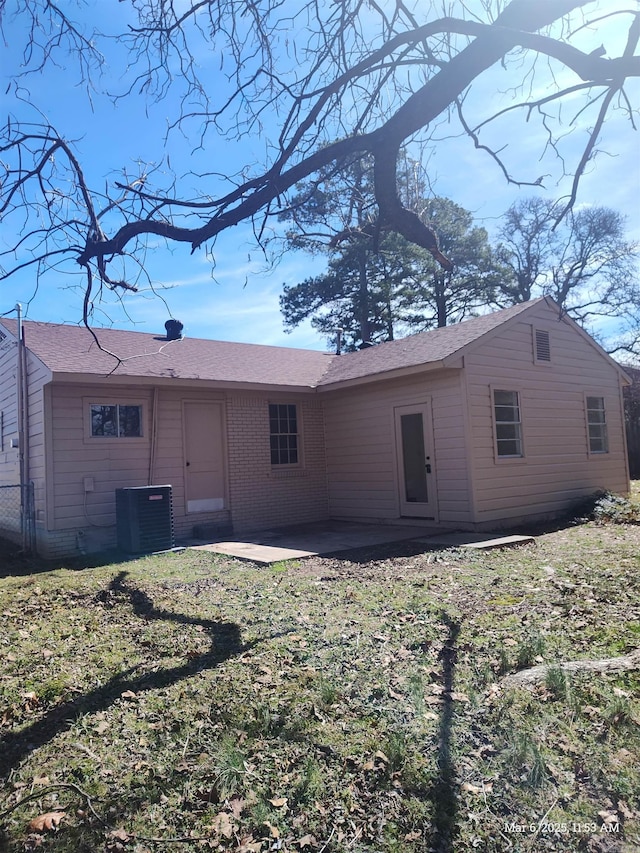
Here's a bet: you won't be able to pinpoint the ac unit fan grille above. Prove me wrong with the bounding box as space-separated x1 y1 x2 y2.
116 486 174 554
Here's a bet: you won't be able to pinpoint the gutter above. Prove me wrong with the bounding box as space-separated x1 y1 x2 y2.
49 372 319 394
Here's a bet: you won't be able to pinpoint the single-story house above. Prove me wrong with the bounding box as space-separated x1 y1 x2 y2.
0 297 630 558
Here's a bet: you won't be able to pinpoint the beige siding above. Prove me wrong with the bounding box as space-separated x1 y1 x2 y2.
323 370 471 524
34 299 630 557
0 333 50 545
26 350 51 532
46 384 154 553
42 383 328 555
0 335 19 487
465 302 629 525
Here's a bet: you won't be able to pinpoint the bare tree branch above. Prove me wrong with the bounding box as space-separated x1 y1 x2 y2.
0 0 638 319
555 9 640 222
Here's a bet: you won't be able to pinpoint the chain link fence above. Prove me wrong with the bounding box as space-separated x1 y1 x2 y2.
0 483 36 554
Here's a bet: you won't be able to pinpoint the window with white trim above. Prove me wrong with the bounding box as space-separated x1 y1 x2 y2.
269 403 299 465
90 404 142 438
493 390 523 457
586 396 608 453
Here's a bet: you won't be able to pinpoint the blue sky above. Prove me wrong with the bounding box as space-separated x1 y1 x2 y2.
1 0 638 351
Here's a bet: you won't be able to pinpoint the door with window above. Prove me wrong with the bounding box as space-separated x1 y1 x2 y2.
183 401 226 513
394 402 437 519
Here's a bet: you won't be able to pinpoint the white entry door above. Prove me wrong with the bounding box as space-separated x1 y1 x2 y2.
183 401 226 513
394 402 437 519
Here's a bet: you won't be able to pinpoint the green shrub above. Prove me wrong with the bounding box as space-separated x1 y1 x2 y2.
584 491 640 525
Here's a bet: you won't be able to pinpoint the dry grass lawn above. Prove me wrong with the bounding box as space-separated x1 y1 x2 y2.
1 488 639 852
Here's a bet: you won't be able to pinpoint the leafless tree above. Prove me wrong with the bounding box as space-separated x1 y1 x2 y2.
493 197 639 353
1 0 639 327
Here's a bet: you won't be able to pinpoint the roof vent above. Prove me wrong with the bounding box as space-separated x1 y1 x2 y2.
165 319 184 341
534 328 551 363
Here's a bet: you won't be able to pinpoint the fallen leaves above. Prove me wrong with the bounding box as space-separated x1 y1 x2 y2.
120 690 137 701
229 796 247 818
361 750 390 771
211 811 234 839
598 809 620 826
2 516 640 852
263 820 280 838
28 810 66 832
460 781 493 796
109 828 130 842
236 836 263 852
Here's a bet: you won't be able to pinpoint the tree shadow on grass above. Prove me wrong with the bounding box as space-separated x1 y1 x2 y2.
0 541 153 580
427 611 461 853
0 570 261 779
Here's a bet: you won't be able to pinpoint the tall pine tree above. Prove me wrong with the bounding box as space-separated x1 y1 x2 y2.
280 155 509 349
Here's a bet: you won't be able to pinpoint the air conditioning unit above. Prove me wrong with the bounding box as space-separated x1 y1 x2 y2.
115 485 174 555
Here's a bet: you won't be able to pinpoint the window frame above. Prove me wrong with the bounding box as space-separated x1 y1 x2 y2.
85 400 145 442
491 387 525 461
585 394 609 455
268 402 301 467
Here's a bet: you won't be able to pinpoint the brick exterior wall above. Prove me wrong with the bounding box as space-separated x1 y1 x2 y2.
226 394 328 532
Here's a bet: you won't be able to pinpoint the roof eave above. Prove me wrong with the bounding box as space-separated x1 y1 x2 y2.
618 368 633 387
549 304 634 386
49 372 317 394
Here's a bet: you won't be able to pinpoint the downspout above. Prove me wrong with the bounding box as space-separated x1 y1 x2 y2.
16 303 30 549
16 303 24 490
148 386 159 485
21 319 30 491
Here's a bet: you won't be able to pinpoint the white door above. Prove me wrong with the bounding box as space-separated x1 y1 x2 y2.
183 402 226 513
394 402 437 519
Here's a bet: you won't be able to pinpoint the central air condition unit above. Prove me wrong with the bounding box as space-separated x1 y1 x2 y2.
115 485 174 555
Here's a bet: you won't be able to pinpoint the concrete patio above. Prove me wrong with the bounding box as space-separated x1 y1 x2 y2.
188 520 535 564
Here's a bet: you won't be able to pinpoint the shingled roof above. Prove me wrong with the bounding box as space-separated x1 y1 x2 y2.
317 299 539 386
1 320 335 389
1 299 544 390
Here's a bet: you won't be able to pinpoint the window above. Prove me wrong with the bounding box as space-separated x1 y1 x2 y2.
269 403 298 465
493 390 523 457
90 404 142 438
586 396 608 453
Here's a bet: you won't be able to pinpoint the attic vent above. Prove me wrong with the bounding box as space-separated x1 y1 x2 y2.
534 329 551 364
